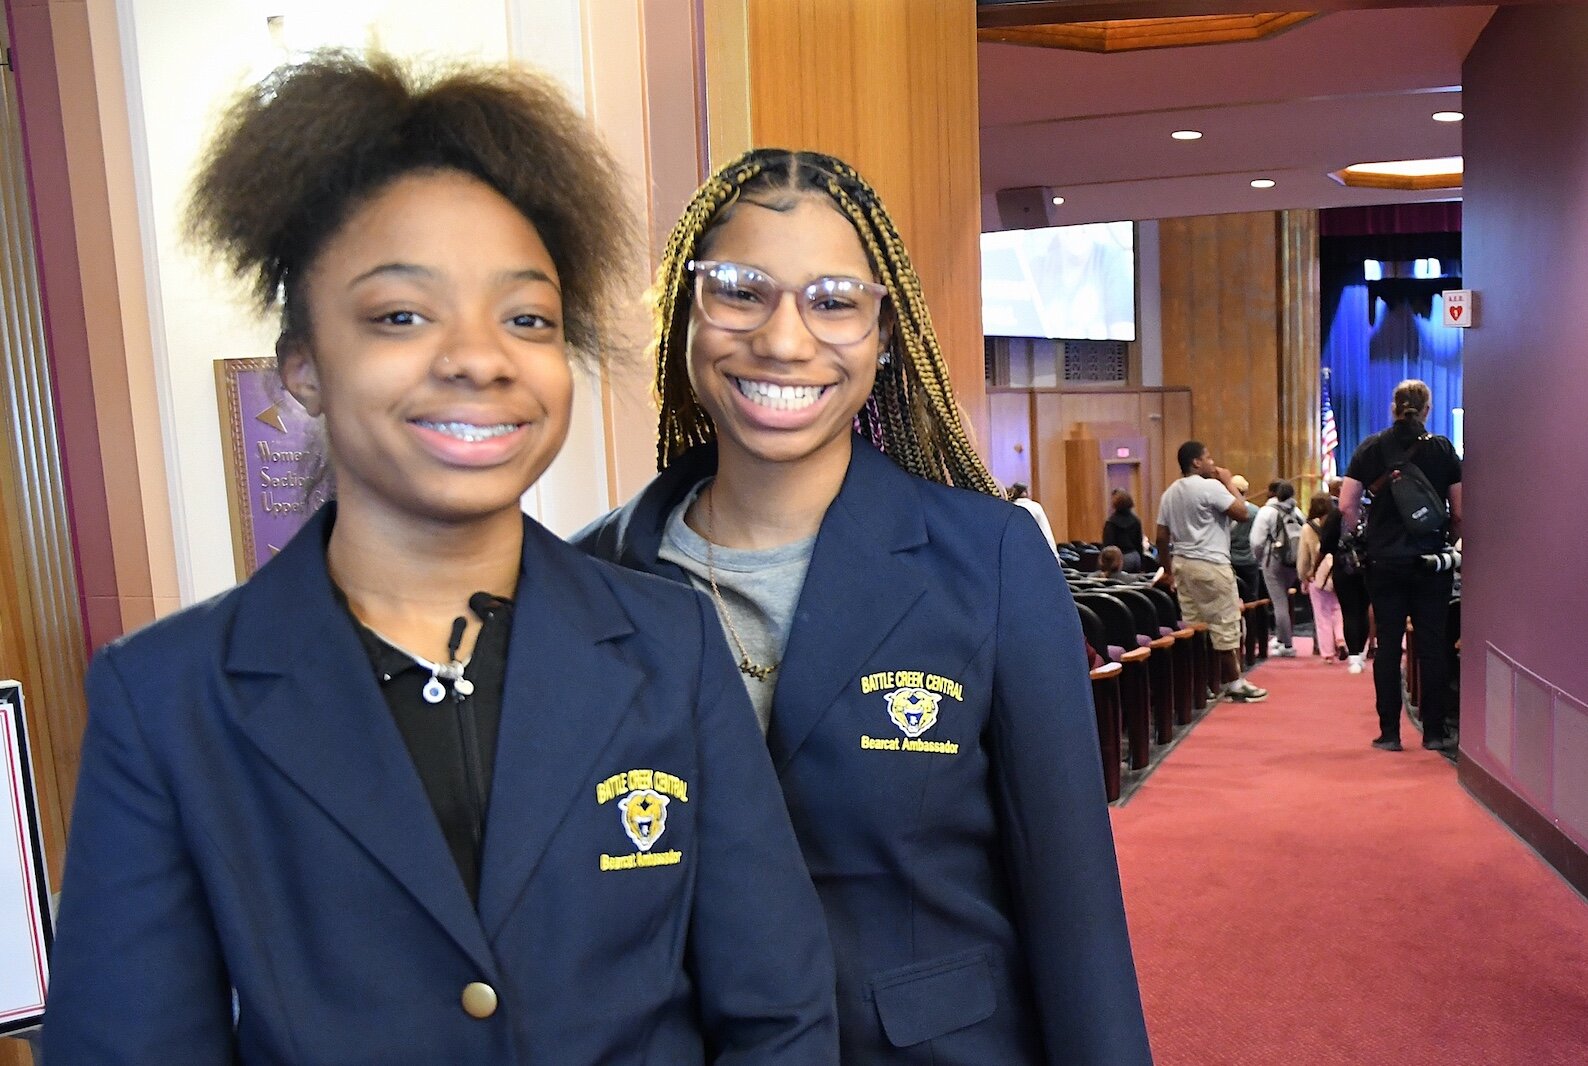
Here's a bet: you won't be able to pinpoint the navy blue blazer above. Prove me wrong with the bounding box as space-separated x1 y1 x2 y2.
575 438 1153 1065
44 507 838 1064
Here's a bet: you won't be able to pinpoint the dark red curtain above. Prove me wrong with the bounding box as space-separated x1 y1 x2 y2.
1319 203 1462 237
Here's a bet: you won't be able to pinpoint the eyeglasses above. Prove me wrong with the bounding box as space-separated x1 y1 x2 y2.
686 260 888 345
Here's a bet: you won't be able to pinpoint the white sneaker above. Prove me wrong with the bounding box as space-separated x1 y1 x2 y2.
1275 645 1297 658
1347 655 1364 674
1225 680 1269 702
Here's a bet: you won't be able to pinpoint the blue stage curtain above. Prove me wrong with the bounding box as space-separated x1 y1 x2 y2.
1322 261 1464 466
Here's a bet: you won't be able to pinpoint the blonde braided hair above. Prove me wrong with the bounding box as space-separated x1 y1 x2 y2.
652 148 999 496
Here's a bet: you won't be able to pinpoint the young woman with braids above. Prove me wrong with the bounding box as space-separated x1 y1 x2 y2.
577 148 1151 1065
43 56 837 1064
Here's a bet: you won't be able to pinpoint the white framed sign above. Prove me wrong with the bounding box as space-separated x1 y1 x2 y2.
1441 289 1473 328
0 681 51 1036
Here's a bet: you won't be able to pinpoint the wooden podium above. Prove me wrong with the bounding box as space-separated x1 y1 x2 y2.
1064 424 1150 544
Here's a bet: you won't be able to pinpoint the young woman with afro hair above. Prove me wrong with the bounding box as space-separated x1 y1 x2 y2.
43 54 836 1065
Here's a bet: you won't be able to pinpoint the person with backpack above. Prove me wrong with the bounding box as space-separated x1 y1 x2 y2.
1340 379 1464 753
1250 479 1305 657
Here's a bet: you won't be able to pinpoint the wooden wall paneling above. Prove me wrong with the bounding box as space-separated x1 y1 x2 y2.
1032 392 1071 538
1060 390 1118 429
1065 396 1127 541
1003 387 1193 539
1227 212 1279 489
1159 388 1194 521
1278 209 1323 502
701 0 754 166
1158 212 1281 496
1 25 86 886
1241 212 1281 492
710 0 988 445
987 391 1034 495
1135 390 1163 516
1063 437 1107 546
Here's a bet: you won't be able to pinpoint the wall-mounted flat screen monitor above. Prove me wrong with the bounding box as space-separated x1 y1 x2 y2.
980 222 1135 341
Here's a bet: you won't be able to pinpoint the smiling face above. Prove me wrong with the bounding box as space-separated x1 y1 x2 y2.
685 195 888 471
280 169 572 530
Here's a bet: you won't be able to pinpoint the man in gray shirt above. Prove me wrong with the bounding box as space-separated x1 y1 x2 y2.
1155 441 1267 702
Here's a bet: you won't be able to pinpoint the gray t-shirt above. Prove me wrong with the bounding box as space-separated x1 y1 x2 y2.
659 481 814 735
1156 475 1240 565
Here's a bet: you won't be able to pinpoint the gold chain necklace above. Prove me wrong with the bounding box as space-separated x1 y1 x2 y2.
703 485 779 682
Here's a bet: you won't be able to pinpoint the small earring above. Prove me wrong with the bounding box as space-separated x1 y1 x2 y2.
877 351 892 368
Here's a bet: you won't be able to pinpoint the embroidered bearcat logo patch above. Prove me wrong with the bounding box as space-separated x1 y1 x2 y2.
617 789 669 852
884 687 942 739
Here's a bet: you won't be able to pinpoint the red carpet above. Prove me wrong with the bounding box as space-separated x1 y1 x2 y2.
1110 641 1588 1065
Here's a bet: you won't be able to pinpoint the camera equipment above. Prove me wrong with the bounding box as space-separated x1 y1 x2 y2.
1419 547 1461 573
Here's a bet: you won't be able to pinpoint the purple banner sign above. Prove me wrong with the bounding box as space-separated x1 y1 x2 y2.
215 358 327 579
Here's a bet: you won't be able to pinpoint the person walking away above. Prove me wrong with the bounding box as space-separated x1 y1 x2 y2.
1298 492 1344 661
1320 492 1370 672
1249 480 1303 657
1340 379 1463 752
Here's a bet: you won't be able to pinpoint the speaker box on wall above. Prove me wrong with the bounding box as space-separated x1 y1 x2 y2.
995 186 1062 230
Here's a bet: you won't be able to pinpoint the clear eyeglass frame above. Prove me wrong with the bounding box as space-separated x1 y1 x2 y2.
686 259 888 345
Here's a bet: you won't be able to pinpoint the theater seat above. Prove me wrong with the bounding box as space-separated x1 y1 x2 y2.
1075 594 1154 770
1089 662 1124 802
1241 597 1272 669
1109 587 1179 745
1137 585 1200 722
1075 603 1122 800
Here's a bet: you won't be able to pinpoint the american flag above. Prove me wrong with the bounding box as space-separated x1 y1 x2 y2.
1320 370 1339 481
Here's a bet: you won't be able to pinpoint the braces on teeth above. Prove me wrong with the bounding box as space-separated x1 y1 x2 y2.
416 421 519 442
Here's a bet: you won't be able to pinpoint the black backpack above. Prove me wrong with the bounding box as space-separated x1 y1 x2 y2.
1269 506 1303 568
1372 435 1448 536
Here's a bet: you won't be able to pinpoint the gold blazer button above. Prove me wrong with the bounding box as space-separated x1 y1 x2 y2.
461 981 498 1019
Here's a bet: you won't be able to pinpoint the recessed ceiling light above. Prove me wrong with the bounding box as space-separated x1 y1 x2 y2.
1171 130 1203 141
1432 111 1464 123
1250 178 1276 189
1050 195 1065 206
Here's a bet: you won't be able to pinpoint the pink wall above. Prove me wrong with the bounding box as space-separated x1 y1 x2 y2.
1461 6 1588 852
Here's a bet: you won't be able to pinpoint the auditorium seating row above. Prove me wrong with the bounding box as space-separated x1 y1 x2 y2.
1058 541 1160 574
1065 562 1270 801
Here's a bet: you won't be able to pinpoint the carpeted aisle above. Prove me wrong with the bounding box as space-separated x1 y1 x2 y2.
1110 640 1588 1065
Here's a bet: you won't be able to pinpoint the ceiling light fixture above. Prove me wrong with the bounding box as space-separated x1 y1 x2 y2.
1050 195 1066 206
1432 111 1464 123
1250 178 1276 189
1331 156 1463 191
1171 130 1203 141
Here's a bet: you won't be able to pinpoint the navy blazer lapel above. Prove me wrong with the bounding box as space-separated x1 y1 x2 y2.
223 506 494 975
768 440 929 770
589 445 717 584
475 520 643 936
